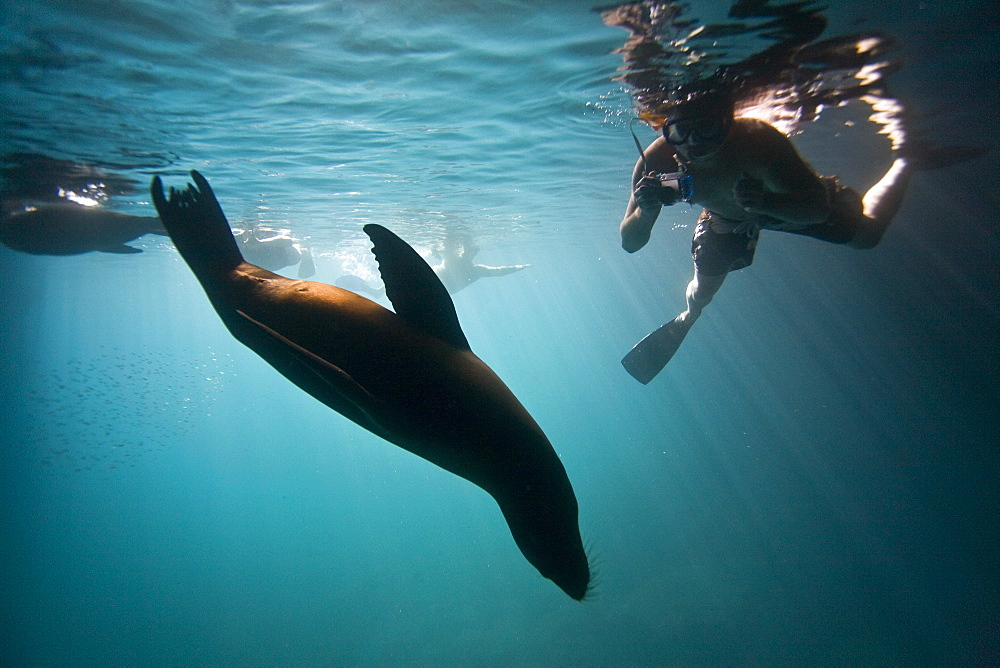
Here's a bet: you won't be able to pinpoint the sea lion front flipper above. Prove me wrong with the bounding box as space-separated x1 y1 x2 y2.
363 223 470 351
236 310 380 425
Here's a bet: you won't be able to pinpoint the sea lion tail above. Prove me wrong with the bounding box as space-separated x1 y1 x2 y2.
151 170 244 277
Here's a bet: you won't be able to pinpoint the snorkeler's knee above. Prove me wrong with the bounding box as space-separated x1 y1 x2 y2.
689 273 725 305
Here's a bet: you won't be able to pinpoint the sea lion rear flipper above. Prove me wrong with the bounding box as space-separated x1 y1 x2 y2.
236 310 380 424
150 170 244 275
363 223 470 351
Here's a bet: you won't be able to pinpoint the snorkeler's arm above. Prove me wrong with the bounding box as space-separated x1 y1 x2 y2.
472 263 531 279
735 123 830 226
620 137 678 253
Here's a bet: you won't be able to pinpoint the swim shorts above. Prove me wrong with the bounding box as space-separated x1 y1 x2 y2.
690 209 760 276
690 177 863 275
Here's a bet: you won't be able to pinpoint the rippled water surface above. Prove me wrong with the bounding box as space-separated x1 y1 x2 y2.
2 1 997 664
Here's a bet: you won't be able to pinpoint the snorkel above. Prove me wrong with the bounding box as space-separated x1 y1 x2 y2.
629 118 694 204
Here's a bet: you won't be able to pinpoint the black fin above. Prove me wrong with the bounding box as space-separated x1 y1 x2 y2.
363 224 470 351
899 140 989 171
621 316 693 384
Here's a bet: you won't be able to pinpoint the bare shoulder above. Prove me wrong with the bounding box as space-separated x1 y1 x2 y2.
731 117 810 168
734 117 793 147
645 136 679 167
732 117 823 192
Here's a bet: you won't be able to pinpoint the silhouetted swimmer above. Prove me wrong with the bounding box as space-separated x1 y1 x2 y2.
334 273 385 299
235 225 315 278
430 229 530 294
151 171 590 599
0 202 166 255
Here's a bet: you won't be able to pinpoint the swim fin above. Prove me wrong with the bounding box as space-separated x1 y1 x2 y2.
621 316 693 384
899 139 988 171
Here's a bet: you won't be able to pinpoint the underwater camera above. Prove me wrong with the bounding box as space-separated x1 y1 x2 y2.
655 171 694 204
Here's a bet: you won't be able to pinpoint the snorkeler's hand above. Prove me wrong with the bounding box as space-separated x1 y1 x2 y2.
635 176 663 210
734 174 766 212
635 174 676 210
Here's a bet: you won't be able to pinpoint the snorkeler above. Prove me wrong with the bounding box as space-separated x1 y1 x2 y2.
335 230 529 299
430 229 530 295
619 86 982 384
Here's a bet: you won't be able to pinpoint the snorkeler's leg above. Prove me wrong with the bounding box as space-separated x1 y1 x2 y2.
679 270 726 324
849 157 912 249
849 134 989 250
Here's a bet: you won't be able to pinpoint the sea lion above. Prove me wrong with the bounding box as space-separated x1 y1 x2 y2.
0 203 166 255
151 171 590 600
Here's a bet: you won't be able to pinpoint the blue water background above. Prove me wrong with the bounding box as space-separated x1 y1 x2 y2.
1 1 997 664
